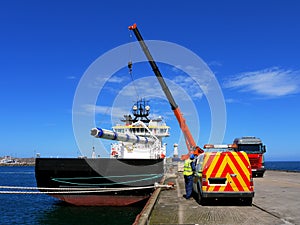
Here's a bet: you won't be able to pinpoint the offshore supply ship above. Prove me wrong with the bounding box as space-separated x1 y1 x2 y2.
35 23 201 206
35 99 170 206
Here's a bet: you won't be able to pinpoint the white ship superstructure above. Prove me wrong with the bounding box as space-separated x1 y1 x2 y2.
91 99 169 159
112 119 169 159
111 100 169 159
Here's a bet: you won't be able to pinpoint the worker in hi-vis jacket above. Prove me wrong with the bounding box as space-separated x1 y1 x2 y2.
183 154 196 199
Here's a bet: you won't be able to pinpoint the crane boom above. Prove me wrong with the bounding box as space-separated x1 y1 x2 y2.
128 23 203 156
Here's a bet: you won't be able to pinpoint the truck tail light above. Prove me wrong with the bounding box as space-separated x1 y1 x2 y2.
250 175 254 187
202 174 208 186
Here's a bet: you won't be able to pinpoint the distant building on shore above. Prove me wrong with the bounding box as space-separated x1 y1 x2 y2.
0 156 35 166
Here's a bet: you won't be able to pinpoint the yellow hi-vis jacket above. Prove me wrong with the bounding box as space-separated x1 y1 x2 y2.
183 159 193 176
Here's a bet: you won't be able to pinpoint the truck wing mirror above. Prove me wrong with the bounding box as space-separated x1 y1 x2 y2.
263 145 266 153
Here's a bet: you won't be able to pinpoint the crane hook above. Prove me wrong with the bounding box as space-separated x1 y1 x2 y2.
128 61 133 74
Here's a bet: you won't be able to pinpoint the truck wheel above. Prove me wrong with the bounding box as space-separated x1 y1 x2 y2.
257 173 264 178
196 185 201 203
197 185 206 205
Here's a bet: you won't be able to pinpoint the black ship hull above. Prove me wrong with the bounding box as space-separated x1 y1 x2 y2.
35 158 164 206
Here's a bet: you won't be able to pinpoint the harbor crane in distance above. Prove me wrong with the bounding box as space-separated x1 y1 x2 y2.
128 23 203 159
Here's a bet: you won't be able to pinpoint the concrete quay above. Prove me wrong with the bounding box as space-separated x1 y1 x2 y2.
137 164 300 225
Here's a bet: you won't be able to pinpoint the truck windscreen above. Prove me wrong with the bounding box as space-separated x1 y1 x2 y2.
238 144 262 153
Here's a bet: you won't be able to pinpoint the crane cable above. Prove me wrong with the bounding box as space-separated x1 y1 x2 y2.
128 30 140 100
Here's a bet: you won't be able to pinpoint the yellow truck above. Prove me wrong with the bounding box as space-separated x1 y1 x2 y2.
193 144 254 205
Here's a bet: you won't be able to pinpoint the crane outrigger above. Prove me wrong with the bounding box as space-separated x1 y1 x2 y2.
128 23 203 159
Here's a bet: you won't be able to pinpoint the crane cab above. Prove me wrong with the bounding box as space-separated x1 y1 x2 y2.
193 144 254 205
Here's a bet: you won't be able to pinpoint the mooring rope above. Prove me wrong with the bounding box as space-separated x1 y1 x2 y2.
0 185 156 195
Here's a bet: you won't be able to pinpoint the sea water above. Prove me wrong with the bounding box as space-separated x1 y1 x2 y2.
1 162 299 225
0 166 142 225
265 161 300 172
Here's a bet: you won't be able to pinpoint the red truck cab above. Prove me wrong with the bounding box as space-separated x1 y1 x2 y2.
233 137 266 177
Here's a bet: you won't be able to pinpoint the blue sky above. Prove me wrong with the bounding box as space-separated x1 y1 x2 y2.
1 0 300 160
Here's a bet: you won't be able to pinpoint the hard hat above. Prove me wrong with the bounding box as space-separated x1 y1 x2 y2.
190 154 195 159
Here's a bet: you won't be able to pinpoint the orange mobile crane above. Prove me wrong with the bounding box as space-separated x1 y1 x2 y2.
128 23 203 159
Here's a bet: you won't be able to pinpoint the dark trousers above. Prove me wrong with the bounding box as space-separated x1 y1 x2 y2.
184 175 193 199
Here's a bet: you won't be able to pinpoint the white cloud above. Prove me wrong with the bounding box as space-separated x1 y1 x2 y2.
75 104 111 116
88 75 130 89
107 76 128 83
224 67 300 97
81 104 129 116
225 98 238 103
96 65 212 101
172 75 204 99
115 75 204 102
88 105 111 114
171 64 216 97
208 61 222 67
66 76 76 80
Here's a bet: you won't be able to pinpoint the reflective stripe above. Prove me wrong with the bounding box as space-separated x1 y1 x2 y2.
183 159 193 176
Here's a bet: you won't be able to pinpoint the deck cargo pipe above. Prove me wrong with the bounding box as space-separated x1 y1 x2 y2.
91 128 155 145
